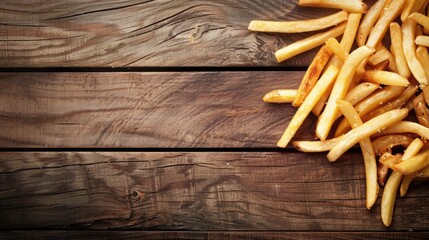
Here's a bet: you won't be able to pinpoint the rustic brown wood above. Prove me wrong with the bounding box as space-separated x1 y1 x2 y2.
0 0 344 67
1 152 428 230
0 231 428 240
0 71 317 148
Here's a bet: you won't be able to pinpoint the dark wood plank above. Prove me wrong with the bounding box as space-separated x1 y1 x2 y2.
0 71 314 148
0 231 428 240
0 0 342 67
1 152 428 230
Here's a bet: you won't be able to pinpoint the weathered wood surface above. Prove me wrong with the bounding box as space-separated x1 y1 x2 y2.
1 231 428 240
0 71 315 148
0 0 342 67
1 152 428 231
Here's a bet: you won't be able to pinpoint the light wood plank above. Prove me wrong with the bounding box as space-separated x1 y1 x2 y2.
0 0 342 67
1 152 428 230
0 72 311 148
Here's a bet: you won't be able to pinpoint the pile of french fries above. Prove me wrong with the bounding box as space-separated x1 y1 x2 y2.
249 0 429 227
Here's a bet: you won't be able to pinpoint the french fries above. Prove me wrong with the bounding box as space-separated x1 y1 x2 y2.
356 0 387 46
298 0 367 13
277 65 339 148
328 109 408 162
337 99 378 209
366 0 406 48
316 46 374 141
248 11 348 33
275 22 346 63
293 45 333 107
390 23 411 78
249 0 429 228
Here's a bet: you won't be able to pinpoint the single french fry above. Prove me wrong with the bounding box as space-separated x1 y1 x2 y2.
293 45 333 107
416 46 429 81
327 108 409 162
400 175 415 196
356 0 387 46
366 0 407 48
364 71 410 86
393 148 429 175
316 46 375 141
377 121 429 139
336 99 378 209
325 38 348 62
401 0 417 21
381 171 403 227
248 10 348 33
293 137 340 152
277 65 339 148
275 23 346 63
263 89 297 103
415 35 429 47
298 0 367 13
402 19 428 85
390 22 412 78
408 12 429 31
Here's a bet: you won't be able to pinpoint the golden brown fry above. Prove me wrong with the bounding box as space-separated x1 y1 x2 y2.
402 19 428 85
413 93 429 127
372 134 414 156
263 89 297 103
293 45 333 107
248 10 348 33
356 0 387 46
277 65 339 148
327 109 408 162
416 46 429 81
378 162 390 186
316 46 375 141
298 0 367 13
336 99 378 209
381 171 403 227
366 0 406 48
293 137 340 152
378 121 429 139
275 23 346 63
422 85 429 106
390 22 412 78
408 12 429 31
364 70 409 86
401 0 417 21
393 147 429 175
415 35 429 47
325 38 348 62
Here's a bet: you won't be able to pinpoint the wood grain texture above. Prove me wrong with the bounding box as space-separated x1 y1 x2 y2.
1 152 428 231
0 71 315 148
1 231 428 240
0 0 342 67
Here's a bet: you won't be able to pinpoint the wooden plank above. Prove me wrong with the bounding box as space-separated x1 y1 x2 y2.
0 71 314 148
1 152 428 231
0 231 428 240
0 0 342 67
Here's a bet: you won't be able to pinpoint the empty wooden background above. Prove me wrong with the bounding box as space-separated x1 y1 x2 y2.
0 0 428 239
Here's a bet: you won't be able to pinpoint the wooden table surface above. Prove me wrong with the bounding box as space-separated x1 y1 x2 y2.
0 0 428 239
